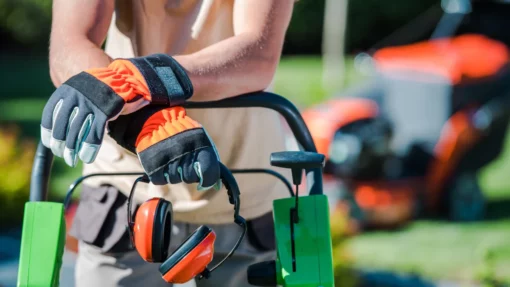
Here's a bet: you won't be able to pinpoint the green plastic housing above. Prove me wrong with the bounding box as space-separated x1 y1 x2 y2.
273 195 334 287
17 202 66 287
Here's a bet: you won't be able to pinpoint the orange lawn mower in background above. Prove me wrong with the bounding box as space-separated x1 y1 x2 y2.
302 0 510 230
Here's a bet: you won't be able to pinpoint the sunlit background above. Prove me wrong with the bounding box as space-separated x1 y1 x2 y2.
1 0 510 286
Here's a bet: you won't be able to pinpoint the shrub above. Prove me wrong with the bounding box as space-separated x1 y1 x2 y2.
0 124 35 229
0 0 52 45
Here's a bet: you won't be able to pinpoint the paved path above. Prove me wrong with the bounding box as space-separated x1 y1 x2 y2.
359 270 481 287
2 229 478 287
0 230 196 287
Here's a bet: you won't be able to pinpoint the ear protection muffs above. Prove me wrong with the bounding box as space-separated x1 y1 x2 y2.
126 163 246 284
131 197 173 263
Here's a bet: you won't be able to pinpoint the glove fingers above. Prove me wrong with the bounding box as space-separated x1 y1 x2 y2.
147 160 182 185
165 161 183 185
64 108 93 167
78 113 107 164
181 155 200 184
41 94 64 147
147 171 166 186
51 98 80 158
41 94 62 129
195 148 220 191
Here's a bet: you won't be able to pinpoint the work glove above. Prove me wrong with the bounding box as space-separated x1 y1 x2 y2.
40 54 193 167
108 105 221 190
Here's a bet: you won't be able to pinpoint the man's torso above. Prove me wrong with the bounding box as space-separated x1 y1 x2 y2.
82 0 291 224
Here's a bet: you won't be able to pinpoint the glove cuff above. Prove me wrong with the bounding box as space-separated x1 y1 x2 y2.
135 106 202 153
127 54 194 106
87 54 193 109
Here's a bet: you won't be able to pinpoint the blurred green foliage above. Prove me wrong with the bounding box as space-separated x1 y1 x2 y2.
0 0 441 53
330 207 360 287
0 0 52 45
477 248 510 287
284 0 326 54
273 56 367 108
284 0 441 54
0 125 35 229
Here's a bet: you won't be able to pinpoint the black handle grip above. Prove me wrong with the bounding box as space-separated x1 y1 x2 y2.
30 91 322 202
29 141 54 202
270 151 325 170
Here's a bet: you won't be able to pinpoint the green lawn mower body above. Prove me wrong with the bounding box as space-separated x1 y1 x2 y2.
17 202 66 287
247 151 334 287
273 195 334 287
18 92 334 287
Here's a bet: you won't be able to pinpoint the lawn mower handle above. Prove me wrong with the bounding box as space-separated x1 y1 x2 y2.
29 91 322 202
30 142 54 202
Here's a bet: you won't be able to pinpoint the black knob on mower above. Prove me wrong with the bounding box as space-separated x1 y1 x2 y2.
270 151 325 185
247 260 277 286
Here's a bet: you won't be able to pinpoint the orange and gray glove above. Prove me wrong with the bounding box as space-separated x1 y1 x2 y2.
40 54 192 167
107 105 221 190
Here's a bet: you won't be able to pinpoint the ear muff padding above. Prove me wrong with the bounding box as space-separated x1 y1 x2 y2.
133 198 172 263
151 199 173 263
159 225 216 284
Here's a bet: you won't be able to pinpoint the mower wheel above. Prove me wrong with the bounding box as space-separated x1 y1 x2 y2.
447 173 486 222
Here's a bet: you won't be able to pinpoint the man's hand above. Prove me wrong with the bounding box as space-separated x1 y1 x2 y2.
41 54 193 166
108 106 221 189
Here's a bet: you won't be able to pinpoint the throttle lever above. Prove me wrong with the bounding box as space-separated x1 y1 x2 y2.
270 151 325 186
270 151 325 272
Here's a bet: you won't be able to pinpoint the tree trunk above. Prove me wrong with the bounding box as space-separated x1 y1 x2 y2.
322 0 349 92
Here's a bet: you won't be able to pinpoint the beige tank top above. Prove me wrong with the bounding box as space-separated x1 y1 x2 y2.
82 0 291 224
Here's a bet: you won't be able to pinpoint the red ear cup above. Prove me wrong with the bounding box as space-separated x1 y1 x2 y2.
133 198 173 263
159 225 216 284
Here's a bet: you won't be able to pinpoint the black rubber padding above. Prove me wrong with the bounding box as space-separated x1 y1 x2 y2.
143 54 194 101
128 54 194 106
159 225 212 275
65 72 125 117
129 58 170 105
151 199 173 263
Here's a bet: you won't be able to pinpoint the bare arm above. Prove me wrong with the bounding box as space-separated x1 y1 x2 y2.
174 0 295 101
49 0 114 87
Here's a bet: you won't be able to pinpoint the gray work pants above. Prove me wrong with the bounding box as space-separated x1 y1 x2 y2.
67 185 276 287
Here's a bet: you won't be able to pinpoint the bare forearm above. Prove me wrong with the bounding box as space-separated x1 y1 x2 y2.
49 0 114 87
174 0 293 102
175 34 279 102
50 39 112 87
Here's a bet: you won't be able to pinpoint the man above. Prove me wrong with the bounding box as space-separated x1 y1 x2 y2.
45 0 295 286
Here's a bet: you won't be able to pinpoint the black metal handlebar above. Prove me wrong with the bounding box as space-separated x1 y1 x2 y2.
29 91 322 202
183 92 317 152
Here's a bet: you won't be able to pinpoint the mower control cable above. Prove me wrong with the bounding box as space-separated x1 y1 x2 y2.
63 169 294 211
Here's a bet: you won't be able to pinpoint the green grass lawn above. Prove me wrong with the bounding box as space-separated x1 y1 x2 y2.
1 54 510 284
344 147 510 284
